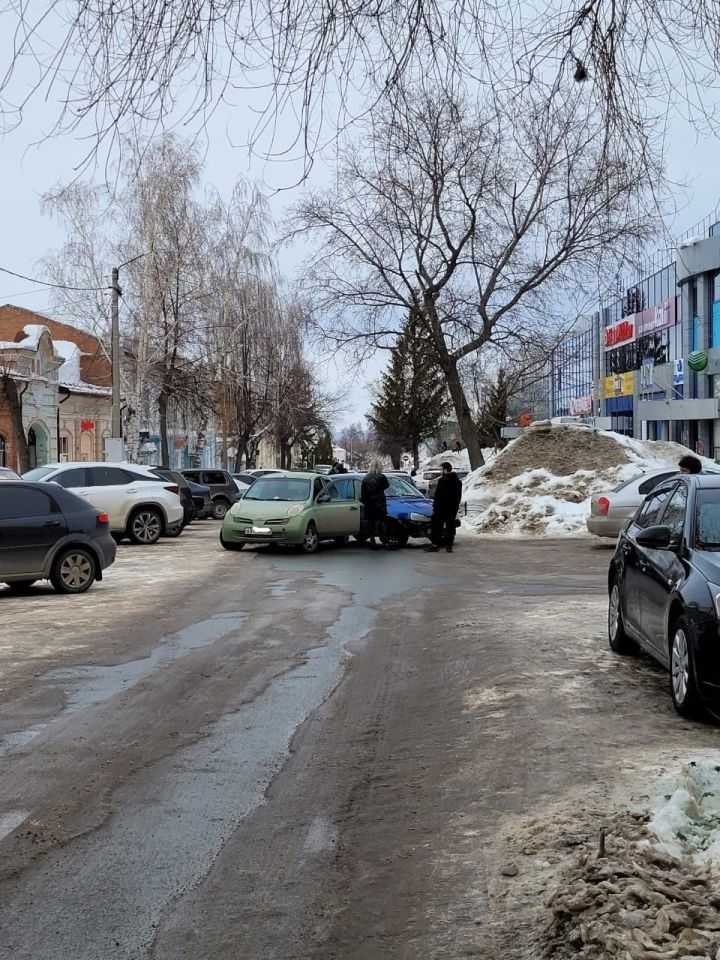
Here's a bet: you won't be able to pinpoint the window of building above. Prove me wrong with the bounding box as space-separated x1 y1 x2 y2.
714 273 720 302
59 433 71 460
0 434 6 467
692 315 701 352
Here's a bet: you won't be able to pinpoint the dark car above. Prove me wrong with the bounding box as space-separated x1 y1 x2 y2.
181 469 240 520
148 467 195 528
609 473 720 718
0 481 116 594
186 478 213 519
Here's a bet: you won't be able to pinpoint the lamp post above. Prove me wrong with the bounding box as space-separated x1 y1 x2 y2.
110 253 147 440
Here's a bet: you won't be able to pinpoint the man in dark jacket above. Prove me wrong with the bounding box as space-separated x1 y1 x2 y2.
427 461 463 553
360 460 390 549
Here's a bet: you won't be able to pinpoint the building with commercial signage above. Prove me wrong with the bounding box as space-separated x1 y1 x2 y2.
550 209 720 458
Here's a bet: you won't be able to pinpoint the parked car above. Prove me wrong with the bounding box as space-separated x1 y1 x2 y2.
312 464 334 475
186 478 213 519
180 469 241 519
0 467 20 480
415 469 442 495
244 468 284 478
588 468 694 539
148 466 195 527
0 481 116 594
220 471 434 553
428 470 469 498
609 473 720 717
22 462 184 545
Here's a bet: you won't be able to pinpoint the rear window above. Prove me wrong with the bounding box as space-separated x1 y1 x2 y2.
22 466 57 481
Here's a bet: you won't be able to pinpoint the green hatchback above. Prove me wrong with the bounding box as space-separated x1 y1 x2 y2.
219 472 361 553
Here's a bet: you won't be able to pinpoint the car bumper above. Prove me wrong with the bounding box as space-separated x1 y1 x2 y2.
96 533 117 571
165 503 185 526
221 517 304 545
586 516 624 538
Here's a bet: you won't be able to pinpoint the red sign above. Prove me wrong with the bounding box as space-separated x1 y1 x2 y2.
604 318 635 350
80 420 95 431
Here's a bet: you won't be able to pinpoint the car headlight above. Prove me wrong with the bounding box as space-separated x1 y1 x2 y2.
409 512 428 522
287 503 303 517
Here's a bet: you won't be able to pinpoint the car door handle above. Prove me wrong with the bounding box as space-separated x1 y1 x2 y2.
43 520 63 528
349 506 358 511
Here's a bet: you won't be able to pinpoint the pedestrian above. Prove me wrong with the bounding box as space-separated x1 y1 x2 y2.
678 454 702 474
332 461 347 474
360 459 390 549
426 461 463 553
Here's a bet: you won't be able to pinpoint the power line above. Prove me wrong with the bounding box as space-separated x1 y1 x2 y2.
0 265 109 293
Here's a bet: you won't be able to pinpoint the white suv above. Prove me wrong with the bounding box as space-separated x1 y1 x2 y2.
22 462 184 545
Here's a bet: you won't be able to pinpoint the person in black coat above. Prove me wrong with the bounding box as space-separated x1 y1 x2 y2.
360 460 390 549
427 462 463 553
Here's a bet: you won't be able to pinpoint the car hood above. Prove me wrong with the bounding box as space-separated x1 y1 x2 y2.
230 499 308 521
691 549 720 583
386 495 433 520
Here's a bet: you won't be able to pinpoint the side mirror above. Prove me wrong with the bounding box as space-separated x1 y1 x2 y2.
636 524 673 549
316 493 330 504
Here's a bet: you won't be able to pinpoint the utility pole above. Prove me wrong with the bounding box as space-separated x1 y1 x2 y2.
111 266 121 438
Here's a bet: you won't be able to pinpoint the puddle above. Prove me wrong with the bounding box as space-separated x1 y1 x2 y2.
0 612 248 757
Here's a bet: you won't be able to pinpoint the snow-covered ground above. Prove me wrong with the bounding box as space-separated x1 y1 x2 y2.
649 760 720 865
460 425 714 538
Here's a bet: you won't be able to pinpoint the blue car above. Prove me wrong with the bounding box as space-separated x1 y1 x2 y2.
345 472 433 546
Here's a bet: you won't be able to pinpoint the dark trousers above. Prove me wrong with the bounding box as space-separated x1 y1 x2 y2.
431 513 456 547
366 508 387 543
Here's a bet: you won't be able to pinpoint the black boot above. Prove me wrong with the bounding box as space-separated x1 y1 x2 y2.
446 545 453 553
424 544 439 553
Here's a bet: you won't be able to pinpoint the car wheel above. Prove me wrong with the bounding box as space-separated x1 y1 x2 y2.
608 580 634 654
301 523 319 554
127 507 163 545
220 534 244 551
50 548 96 594
164 521 185 538
6 580 37 593
212 499 230 520
670 617 703 718
386 524 409 548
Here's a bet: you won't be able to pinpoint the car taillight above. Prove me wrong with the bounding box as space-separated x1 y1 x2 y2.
597 496 610 516
97 512 109 526
164 484 180 496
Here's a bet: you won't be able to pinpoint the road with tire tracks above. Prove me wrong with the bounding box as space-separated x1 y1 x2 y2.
0 525 717 959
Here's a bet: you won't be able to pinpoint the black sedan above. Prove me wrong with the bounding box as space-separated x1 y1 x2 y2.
609 473 720 717
0 481 116 594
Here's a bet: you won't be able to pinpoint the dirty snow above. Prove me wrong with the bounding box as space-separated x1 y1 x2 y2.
462 424 714 537
649 761 720 865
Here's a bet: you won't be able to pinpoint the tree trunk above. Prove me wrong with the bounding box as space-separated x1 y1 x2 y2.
445 359 484 469
391 451 401 469
158 390 170 467
2 375 30 473
412 439 420 470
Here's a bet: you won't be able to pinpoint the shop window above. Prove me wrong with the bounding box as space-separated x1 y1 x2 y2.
712 301 720 347
692 315 701 352
0 434 6 467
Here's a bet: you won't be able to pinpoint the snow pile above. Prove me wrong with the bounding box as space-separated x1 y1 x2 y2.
649 761 720 865
462 424 712 537
545 764 720 960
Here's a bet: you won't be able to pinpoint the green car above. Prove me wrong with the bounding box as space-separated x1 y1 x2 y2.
219 472 360 553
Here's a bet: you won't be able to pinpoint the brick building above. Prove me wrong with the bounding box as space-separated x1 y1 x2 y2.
0 305 112 471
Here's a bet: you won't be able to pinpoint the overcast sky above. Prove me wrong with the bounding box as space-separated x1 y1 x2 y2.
0 28 719 428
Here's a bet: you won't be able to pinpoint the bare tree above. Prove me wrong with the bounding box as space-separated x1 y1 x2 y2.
1 0 720 191
0 366 30 473
292 87 657 468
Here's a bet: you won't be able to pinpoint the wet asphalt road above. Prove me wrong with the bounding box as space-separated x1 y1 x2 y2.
0 525 718 959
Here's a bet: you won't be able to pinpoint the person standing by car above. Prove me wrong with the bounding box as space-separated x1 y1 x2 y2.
679 454 702 474
361 460 390 549
427 461 463 553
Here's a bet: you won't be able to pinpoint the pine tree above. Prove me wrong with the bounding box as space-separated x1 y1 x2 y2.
476 368 510 449
312 428 334 465
368 314 450 468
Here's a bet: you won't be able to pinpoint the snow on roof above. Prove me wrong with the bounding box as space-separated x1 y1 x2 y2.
53 339 82 384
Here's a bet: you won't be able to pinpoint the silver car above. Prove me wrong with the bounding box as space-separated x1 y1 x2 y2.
587 468 685 538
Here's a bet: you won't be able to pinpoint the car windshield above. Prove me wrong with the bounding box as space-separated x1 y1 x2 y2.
386 477 420 497
22 466 57 481
695 490 720 549
612 473 642 492
243 478 311 502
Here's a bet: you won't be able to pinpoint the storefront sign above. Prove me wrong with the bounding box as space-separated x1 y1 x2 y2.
640 358 655 390
672 358 684 387
688 350 709 372
80 420 95 431
604 371 634 397
635 297 676 337
568 395 593 416
604 318 635 350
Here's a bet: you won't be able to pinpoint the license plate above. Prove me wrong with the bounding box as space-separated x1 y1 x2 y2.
246 526 272 535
